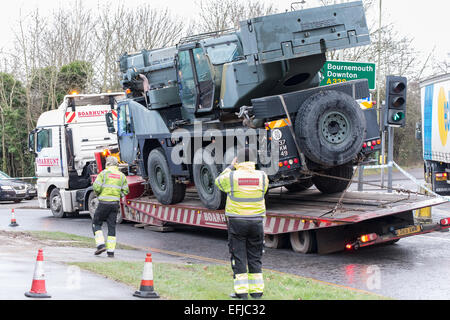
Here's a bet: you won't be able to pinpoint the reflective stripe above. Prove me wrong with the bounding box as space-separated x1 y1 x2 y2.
98 195 121 201
229 171 264 202
94 230 105 246
248 273 264 294
248 279 264 284
106 236 116 252
217 178 226 192
234 273 249 294
102 184 123 189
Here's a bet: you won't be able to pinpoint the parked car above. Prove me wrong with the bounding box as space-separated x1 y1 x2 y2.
0 171 36 202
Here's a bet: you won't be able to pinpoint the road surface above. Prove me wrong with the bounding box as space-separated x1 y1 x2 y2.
2 167 450 300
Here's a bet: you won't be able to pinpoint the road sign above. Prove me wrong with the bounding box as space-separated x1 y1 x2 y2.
320 61 376 90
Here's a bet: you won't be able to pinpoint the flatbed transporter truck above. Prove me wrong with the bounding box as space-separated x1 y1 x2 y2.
29 92 126 218
100 2 450 253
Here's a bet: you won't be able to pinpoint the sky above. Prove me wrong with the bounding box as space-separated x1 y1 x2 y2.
3 0 450 69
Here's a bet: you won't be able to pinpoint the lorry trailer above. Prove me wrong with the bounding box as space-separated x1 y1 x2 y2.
118 183 450 254
419 73 450 194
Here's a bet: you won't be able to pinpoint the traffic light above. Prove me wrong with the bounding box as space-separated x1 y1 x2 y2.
385 75 407 127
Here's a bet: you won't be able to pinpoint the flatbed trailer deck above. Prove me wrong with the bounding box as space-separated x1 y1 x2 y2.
119 182 450 254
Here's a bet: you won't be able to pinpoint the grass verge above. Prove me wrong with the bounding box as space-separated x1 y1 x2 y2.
69 261 388 300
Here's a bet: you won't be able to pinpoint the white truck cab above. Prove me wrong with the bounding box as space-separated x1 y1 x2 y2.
29 92 124 217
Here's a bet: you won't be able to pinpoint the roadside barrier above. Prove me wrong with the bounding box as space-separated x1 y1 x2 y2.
8 209 19 227
24 249 51 298
133 253 159 298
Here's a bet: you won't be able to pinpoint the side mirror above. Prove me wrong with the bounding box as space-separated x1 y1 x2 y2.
105 112 116 134
68 97 76 112
28 130 36 153
415 122 422 141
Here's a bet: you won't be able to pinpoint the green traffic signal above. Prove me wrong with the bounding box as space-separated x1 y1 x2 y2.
392 111 404 122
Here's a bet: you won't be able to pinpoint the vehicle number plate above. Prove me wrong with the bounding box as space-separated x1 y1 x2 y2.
395 225 422 237
16 190 26 194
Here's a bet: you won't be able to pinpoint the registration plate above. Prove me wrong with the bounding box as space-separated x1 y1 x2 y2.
395 225 422 237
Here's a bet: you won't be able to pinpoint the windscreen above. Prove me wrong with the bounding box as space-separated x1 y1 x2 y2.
206 42 240 65
71 94 125 107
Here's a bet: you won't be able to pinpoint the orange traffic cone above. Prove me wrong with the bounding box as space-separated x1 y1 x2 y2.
133 253 159 298
9 209 19 227
25 249 51 298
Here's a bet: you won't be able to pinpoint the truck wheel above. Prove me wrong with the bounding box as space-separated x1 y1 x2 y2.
88 191 98 219
49 188 66 218
116 208 123 224
147 148 186 205
289 230 316 253
294 90 366 167
193 147 226 210
312 163 353 194
285 178 313 192
88 192 123 224
264 234 287 249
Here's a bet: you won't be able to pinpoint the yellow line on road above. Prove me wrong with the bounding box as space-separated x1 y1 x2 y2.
130 243 388 299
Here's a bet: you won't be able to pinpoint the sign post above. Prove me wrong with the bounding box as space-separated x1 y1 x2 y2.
320 61 376 90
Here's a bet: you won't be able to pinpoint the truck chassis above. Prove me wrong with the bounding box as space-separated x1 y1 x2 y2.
118 183 450 254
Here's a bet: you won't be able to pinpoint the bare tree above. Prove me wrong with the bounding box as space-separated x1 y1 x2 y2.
14 8 47 131
194 0 278 34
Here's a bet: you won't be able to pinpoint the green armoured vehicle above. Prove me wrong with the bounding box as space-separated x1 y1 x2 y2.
108 1 381 210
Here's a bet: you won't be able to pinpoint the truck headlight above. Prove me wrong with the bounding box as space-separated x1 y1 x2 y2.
1 185 13 190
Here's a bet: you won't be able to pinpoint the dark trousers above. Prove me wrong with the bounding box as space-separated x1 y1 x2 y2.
227 218 264 275
92 201 119 237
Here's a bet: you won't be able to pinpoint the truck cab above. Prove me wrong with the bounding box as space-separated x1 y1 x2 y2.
29 92 124 216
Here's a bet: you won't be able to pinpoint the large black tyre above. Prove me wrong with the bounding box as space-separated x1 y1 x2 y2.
88 191 123 224
192 147 226 210
88 191 98 219
312 163 354 194
289 230 317 254
285 178 313 192
295 90 366 167
49 188 66 218
264 234 288 249
147 148 186 205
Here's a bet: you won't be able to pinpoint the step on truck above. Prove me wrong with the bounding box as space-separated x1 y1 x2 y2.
101 1 450 253
418 73 450 194
28 92 125 217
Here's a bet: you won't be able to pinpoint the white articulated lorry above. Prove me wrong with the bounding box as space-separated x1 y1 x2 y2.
419 73 450 194
28 92 125 217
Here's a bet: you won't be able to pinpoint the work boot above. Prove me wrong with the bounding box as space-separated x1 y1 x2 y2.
94 244 106 255
250 293 263 299
229 293 248 300
107 252 114 258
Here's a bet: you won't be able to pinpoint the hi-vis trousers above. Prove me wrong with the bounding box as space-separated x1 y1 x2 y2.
92 201 119 252
227 217 265 295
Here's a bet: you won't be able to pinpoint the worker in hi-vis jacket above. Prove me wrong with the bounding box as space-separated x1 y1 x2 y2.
215 154 268 299
92 156 129 257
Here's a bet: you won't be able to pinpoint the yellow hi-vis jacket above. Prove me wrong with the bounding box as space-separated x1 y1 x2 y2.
215 162 269 218
93 166 129 202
